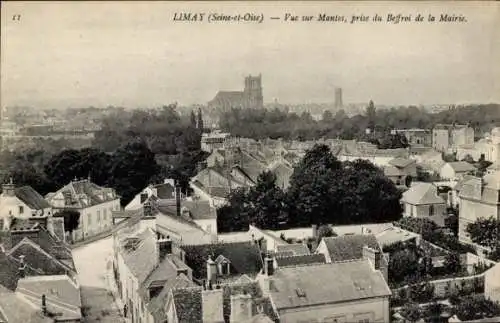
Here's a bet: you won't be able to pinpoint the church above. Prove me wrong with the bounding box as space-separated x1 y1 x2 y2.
208 74 264 110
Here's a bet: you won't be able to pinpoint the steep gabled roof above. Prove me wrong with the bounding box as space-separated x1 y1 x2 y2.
321 234 382 262
275 244 310 257
180 242 263 280
121 228 158 284
14 186 51 210
0 284 52 323
401 182 445 205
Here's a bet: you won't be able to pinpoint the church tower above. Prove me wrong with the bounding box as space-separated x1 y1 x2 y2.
244 74 263 109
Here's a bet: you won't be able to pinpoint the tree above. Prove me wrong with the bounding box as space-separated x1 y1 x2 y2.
108 139 160 206
443 252 462 274
401 302 423 323
197 107 204 131
389 248 420 283
217 188 252 232
316 225 337 244
454 295 500 321
54 210 80 234
246 171 287 229
466 217 500 250
190 110 197 127
366 100 376 132
408 280 435 303
286 144 341 226
322 110 333 122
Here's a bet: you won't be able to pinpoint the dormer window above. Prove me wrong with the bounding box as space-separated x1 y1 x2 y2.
215 255 231 276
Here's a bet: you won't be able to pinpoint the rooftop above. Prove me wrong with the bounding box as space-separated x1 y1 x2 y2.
268 260 391 310
401 182 445 205
321 234 383 262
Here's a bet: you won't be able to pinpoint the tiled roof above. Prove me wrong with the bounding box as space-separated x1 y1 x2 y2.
375 227 420 248
172 282 278 323
0 250 34 290
16 275 81 320
148 274 196 323
401 182 445 205
8 238 72 276
14 186 51 210
140 254 187 297
156 206 207 232
152 182 175 199
210 91 246 107
182 200 217 220
10 218 40 231
180 242 263 280
446 161 476 173
269 260 391 309
48 179 118 208
0 284 52 323
321 234 382 262
388 158 415 169
121 228 158 284
275 254 326 267
384 165 404 177
275 244 310 256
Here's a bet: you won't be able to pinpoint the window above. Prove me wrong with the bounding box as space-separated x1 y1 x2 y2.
19 206 24 214
88 214 92 225
429 205 435 216
103 209 107 220
358 320 370 323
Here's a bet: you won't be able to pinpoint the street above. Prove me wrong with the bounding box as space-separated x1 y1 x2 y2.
72 236 125 323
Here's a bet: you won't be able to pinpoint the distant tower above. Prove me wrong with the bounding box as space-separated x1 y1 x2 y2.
244 74 263 109
334 88 343 109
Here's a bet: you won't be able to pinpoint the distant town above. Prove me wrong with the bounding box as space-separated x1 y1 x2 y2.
1 73 500 323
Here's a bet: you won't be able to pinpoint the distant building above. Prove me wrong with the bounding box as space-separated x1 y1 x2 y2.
439 161 476 180
432 124 474 152
395 129 432 147
208 74 264 111
334 87 343 109
383 158 417 187
201 131 231 153
458 172 500 245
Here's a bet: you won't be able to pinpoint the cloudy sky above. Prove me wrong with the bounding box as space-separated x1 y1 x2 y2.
1 1 499 108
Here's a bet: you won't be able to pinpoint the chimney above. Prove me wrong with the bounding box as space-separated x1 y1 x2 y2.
18 255 26 278
312 224 318 240
264 253 274 276
202 285 224 323
362 245 381 270
207 256 217 287
2 178 15 197
157 236 172 261
230 292 253 323
175 182 181 217
42 294 47 315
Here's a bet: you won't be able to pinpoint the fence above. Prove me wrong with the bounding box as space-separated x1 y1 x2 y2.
392 273 485 301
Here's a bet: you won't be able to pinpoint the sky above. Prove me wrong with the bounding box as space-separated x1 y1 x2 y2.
1 1 499 109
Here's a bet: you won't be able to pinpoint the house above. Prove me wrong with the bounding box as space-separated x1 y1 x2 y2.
375 226 421 249
453 175 476 208
0 284 53 323
401 182 447 226
0 180 54 231
15 275 82 322
114 227 159 323
257 255 391 323
177 241 263 284
458 171 500 244
383 158 417 186
155 201 216 245
485 262 500 303
440 161 476 180
45 179 121 242
201 131 231 153
125 180 176 211
432 124 474 152
315 234 389 282
166 280 278 323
